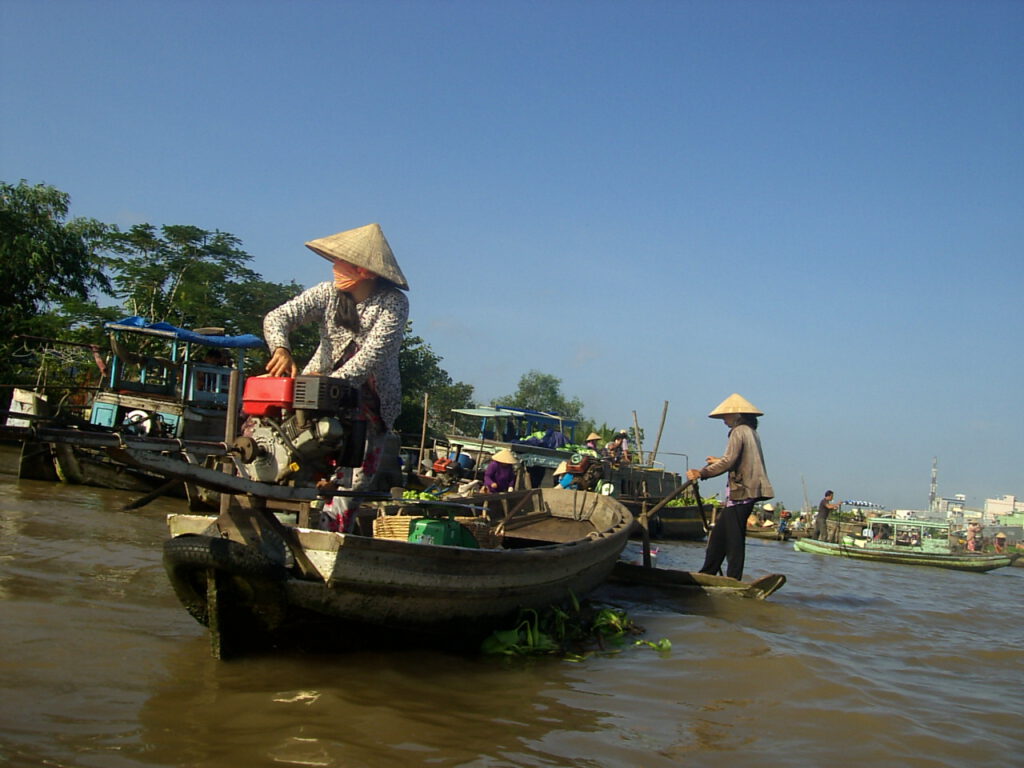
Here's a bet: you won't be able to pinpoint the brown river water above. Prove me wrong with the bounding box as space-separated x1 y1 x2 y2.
1 444 1021 767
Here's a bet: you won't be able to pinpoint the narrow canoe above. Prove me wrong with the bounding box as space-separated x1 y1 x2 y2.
607 562 786 599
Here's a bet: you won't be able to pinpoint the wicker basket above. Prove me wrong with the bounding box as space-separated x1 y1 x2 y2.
372 511 503 549
454 516 504 549
373 514 420 540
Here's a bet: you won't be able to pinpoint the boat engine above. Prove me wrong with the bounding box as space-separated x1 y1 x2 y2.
233 376 366 485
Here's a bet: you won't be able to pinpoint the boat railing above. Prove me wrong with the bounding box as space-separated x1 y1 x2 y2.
182 363 234 407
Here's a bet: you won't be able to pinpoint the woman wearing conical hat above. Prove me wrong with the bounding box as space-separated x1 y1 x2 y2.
686 393 774 580
482 449 518 493
264 223 409 531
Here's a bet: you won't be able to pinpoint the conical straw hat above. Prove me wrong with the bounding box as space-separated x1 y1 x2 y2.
492 449 518 464
708 393 763 418
586 432 602 442
305 223 409 290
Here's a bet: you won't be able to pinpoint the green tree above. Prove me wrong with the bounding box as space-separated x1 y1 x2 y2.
102 223 261 331
52 222 316 374
395 325 474 439
0 180 110 384
493 370 585 420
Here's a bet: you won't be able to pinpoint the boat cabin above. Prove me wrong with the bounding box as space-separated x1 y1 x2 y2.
863 517 955 554
90 317 265 441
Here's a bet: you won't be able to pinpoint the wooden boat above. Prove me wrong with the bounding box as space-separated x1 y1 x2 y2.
163 488 633 657
648 503 708 540
793 517 1011 573
14 317 263 502
745 524 791 541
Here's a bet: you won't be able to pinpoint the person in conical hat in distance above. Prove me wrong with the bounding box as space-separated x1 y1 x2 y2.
584 432 603 452
686 393 773 580
482 449 518 494
264 223 409 532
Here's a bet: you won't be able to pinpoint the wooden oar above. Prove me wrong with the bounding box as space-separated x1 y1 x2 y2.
634 478 700 569
123 478 181 511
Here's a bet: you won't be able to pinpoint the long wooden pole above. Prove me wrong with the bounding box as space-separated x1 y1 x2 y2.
219 368 241 517
417 392 430 474
648 400 669 465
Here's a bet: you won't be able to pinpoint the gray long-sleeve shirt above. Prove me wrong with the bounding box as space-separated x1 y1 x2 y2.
698 423 774 502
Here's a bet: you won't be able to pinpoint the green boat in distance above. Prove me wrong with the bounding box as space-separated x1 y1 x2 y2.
793 517 1011 573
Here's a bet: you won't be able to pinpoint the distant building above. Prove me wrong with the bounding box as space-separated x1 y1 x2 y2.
934 494 967 517
985 494 1023 519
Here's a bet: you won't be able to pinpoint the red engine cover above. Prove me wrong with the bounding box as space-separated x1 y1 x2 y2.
241 376 294 416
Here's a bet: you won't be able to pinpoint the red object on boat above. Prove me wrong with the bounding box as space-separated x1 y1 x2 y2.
242 376 294 416
432 457 456 473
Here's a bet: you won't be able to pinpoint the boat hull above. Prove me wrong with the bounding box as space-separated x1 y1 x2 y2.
607 562 786 599
647 504 707 540
746 526 791 541
793 538 1011 572
164 489 633 653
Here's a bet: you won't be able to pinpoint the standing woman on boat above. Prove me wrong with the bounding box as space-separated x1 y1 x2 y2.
264 223 409 531
686 393 774 580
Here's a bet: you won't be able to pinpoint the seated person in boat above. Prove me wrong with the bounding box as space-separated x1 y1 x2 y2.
263 223 409 532
583 431 603 454
482 449 518 493
603 430 632 464
553 460 577 490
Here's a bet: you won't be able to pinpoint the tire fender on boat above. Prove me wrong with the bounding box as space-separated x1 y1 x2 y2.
162 534 288 630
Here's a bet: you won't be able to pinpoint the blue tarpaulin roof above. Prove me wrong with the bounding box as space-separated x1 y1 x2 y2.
104 316 266 349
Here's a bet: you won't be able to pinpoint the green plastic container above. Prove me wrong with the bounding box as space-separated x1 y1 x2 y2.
407 517 480 548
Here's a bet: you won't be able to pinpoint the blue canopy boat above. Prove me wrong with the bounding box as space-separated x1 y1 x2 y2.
16 317 264 500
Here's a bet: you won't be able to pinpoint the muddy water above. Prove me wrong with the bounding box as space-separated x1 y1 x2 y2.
1 445 1021 767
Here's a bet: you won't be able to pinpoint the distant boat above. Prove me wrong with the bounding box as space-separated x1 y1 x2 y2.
794 517 1011 573
13 317 263 503
746 524 791 541
651 503 708 540
434 405 690 533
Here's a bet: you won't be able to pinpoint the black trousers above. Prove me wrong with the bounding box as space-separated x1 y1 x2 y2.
700 499 755 580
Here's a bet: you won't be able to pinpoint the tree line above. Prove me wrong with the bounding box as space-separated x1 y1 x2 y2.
1 180 614 444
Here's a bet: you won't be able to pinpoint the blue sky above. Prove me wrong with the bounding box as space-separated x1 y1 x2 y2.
2 0 1021 511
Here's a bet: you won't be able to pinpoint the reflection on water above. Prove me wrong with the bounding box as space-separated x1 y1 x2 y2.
1 445 1022 767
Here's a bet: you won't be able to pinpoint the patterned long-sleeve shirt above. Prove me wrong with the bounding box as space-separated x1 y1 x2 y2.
263 281 409 429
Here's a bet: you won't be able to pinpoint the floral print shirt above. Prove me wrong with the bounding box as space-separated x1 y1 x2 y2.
263 281 409 429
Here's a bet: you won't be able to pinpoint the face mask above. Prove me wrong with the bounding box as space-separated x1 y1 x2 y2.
333 260 373 291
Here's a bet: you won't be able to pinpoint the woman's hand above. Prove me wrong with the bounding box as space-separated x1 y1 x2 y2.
686 469 702 482
266 347 298 377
